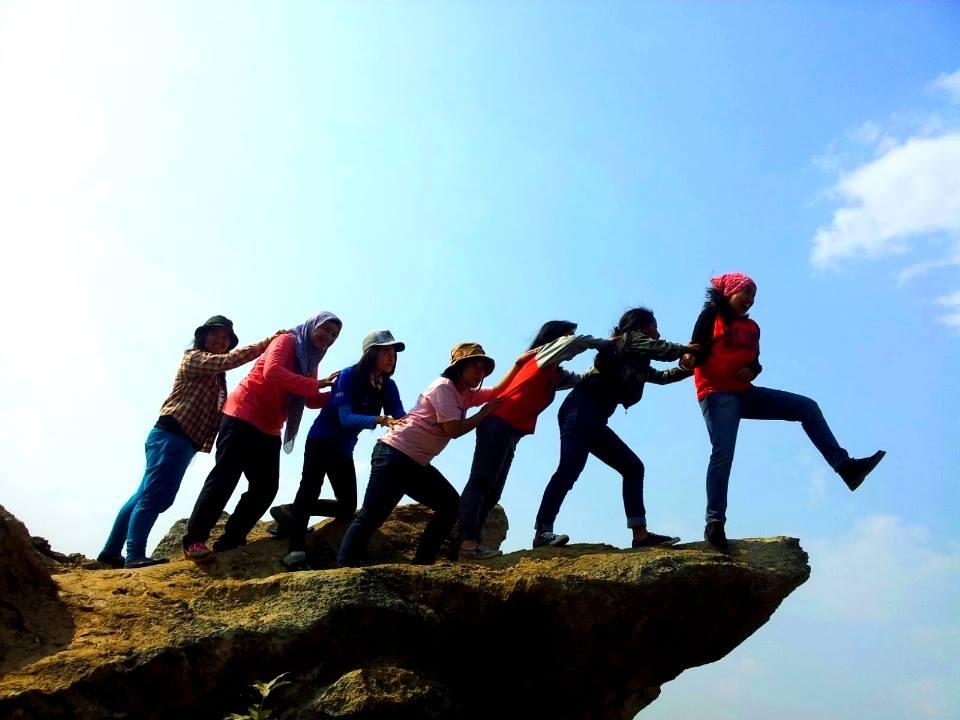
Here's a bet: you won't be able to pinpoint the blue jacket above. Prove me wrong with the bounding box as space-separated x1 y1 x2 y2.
307 365 405 455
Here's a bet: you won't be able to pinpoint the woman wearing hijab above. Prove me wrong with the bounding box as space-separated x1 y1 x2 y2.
181 312 342 562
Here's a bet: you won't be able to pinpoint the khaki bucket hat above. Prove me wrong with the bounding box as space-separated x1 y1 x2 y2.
444 341 495 378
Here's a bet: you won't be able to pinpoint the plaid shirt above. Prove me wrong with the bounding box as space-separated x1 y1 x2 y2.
157 340 269 452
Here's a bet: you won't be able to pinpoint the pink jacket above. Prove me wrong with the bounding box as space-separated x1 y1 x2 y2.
223 334 330 436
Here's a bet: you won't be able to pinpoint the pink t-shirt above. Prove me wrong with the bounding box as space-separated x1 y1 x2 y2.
381 377 495 466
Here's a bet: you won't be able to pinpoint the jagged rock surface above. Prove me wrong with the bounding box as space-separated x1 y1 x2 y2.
0 505 809 720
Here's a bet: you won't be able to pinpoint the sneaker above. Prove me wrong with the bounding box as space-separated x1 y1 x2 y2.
269 504 294 538
704 521 729 553
96 552 125 569
184 542 214 563
532 531 570 548
281 551 310 572
125 557 170 569
839 450 886 492
459 544 503 560
632 532 681 549
212 536 246 553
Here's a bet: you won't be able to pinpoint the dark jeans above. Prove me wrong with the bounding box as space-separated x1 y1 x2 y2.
288 436 358 552
103 427 196 560
459 415 524 543
338 442 460 567
535 388 646 533
182 416 281 549
700 386 850 524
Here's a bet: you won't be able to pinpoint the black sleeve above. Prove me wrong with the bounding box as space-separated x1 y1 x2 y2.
690 306 717 363
646 366 694 385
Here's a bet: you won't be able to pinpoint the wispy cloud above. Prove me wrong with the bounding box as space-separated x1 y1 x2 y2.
811 69 960 328
932 67 960 103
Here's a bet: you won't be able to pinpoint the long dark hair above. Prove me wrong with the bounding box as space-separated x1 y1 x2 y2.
703 287 741 321
529 320 577 350
352 346 396 405
613 307 655 335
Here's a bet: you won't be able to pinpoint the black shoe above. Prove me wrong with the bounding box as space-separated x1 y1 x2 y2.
532 531 570 548
125 557 170 569
212 536 247 553
632 532 681 548
839 450 886 491
281 551 311 572
704 521 729 553
96 552 125 569
268 504 293 538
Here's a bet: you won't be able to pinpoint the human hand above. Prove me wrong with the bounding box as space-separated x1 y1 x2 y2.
480 397 504 415
736 367 756 382
680 353 696 370
378 416 402 429
318 370 340 389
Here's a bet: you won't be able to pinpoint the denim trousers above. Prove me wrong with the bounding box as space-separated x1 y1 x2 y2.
535 387 647 533
700 386 850 524
103 426 196 560
337 441 459 567
288 436 358 552
183 416 281 548
459 415 524 543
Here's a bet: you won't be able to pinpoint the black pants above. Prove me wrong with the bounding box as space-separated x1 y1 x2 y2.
535 387 647 532
459 415 524 543
337 442 460 567
182 416 281 549
288 436 358 552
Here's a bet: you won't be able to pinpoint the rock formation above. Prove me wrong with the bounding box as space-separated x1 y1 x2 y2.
0 503 809 719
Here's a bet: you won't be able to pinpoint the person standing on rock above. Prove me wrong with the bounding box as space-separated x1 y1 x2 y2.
680 273 886 553
271 329 408 572
458 321 613 560
533 308 698 551
181 312 342 563
337 342 525 567
98 316 280 569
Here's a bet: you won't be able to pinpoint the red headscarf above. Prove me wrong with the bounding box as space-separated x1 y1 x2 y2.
711 272 756 297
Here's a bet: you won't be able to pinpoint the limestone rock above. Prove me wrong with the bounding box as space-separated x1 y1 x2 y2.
0 505 809 720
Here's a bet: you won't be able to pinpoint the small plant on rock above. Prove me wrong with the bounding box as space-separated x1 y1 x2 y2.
224 672 291 720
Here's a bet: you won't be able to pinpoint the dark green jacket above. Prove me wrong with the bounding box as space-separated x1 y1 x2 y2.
580 331 692 410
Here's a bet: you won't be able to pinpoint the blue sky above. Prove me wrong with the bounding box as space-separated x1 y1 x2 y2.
1 2 958 717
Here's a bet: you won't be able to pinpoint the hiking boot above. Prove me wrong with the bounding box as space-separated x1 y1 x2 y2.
125 557 170 569
459 544 503 560
632 532 681 549
704 521 729 553
839 450 886 491
269 504 294 538
281 551 310 572
96 552 125 569
532 531 570 548
212 536 246 553
184 542 214 563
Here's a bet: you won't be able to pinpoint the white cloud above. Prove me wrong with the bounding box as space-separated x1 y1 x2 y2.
936 290 960 328
804 515 960 623
932 68 960 103
811 133 960 267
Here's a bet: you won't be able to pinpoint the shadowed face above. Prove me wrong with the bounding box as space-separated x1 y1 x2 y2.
458 358 489 389
203 327 232 354
375 346 398 375
728 287 756 317
311 320 341 352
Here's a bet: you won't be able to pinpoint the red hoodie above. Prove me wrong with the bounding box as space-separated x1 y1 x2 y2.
693 313 761 401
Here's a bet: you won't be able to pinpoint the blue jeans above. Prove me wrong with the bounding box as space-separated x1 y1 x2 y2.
459 415 524 543
103 426 196 560
535 386 647 532
338 442 460 567
700 386 850 524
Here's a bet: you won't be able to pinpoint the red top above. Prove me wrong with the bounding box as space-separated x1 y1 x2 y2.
223 334 330 436
694 315 761 401
491 357 561 435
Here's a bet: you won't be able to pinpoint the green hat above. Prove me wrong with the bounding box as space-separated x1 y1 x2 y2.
194 315 239 350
